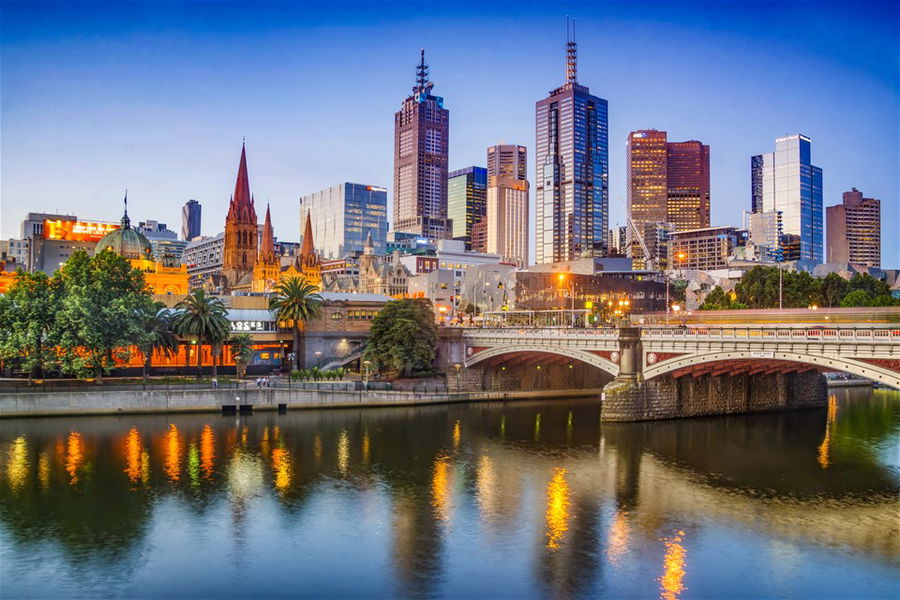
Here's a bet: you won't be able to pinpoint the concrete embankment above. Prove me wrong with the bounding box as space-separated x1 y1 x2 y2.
0 387 603 418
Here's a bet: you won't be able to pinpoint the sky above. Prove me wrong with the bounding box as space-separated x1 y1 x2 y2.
2 0 898 266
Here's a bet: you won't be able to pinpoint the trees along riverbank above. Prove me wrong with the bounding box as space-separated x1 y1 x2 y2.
701 267 900 310
364 298 438 378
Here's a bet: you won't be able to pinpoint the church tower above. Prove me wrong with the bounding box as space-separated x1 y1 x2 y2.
296 209 321 287
252 203 279 293
222 142 258 289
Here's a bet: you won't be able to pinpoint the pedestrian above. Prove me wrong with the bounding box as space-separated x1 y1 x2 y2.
211 377 218 389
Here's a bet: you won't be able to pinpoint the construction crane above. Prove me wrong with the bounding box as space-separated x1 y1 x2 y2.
626 215 657 270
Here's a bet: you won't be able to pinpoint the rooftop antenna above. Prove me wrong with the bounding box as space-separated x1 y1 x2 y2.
416 48 429 92
566 16 577 85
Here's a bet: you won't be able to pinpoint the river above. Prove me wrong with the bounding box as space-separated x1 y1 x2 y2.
1 387 898 599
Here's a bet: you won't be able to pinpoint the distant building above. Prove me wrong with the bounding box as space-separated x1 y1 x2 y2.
606 226 627 257
826 188 880 267
535 28 608 263
751 134 823 262
299 182 389 259
182 233 224 289
0 239 29 266
745 210 783 261
446 166 487 248
221 143 258 290
470 219 488 254
667 226 740 271
487 144 527 180
137 220 187 262
181 199 201 241
20 212 118 274
485 144 529 268
392 49 452 241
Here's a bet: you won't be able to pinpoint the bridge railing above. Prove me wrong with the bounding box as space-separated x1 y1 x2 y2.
641 327 900 341
463 327 619 338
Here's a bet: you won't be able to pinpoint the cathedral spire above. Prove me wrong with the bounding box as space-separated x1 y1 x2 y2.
259 202 275 263
300 209 315 259
229 141 254 221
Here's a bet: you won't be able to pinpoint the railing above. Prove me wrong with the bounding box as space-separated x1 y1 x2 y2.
641 327 900 341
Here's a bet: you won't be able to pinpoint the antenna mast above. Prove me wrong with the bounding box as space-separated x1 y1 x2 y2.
566 17 577 84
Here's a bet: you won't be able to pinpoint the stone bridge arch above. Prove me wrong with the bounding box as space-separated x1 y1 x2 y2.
642 350 900 389
466 345 620 378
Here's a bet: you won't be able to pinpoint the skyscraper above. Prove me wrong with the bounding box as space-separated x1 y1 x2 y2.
751 134 823 262
625 130 710 266
181 199 201 241
535 25 608 263
447 167 487 248
221 142 258 289
826 188 881 267
486 145 529 268
299 183 389 259
393 49 452 241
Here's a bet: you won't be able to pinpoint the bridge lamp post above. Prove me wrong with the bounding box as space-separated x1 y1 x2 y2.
363 360 371 389
557 273 575 328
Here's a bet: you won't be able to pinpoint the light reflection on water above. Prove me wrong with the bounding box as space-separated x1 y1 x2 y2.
0 387 898 599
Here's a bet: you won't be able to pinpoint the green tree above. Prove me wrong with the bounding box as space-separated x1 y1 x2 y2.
363 298 437 377
137 302 178 383
269 277 323 371
840 289 875 307
848 272 891 297
0 270 60 380
229 332 254 379
819 273 849 307
55 250 152 379
171 288 230 379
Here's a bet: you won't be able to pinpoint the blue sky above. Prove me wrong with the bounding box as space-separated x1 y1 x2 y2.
2 0 898 266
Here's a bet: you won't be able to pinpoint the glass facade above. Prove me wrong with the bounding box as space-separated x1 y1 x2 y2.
446 166 487 247
299 183 388 259
535 66 608 264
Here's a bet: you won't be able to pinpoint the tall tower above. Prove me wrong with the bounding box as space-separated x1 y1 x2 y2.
392 49 452 241
826 188 881 267
296 209 321 287
222 142 258 288
486 144 529 267
535 20 608 263
252 203 279 292
181 199 201 241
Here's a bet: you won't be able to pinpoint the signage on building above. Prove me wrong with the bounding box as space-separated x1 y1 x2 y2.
230 320 269 332
43 220 119 242
750 351 775 359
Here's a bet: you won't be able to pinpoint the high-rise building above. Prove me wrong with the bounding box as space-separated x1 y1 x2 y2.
667 226 740 271
745 210 783 261
299 183 389 259
487 144 527 180
486 145 529 268
221 142 258 289
181 199 201 241
535 27 608 263
626 130 710 265
826 188 881 267
447 167 487 248
392 49 452 241
751 134 823 262
606 226 627 257
137 220 188 262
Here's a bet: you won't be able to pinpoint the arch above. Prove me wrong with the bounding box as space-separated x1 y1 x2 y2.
643 350 900 389
465 345 620 377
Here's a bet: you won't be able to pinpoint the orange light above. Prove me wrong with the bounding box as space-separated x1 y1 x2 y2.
557 273 566 282
44 219 119 242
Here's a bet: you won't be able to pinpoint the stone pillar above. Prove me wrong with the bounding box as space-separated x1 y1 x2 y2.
617 326 642 378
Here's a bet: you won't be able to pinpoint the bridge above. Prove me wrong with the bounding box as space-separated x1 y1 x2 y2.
444 308 900 421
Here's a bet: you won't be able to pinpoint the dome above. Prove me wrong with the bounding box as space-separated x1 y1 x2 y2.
94 202 153 260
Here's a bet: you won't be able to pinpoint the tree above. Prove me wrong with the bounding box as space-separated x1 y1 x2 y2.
171 288 230 379
229 332 254 379
137 302 178 383
55 250 152 379
819 273 849 307
0 270 60 380
848 272 891 297
840 289 875 308
363 298 437 377
269 277 323 371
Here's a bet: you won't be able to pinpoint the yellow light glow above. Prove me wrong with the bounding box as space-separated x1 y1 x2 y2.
271 446 292 491
545 467 570 550
475 455 497 519
164 424 181 483
200 424 215 479
361 431 370 465
337 430 350 476
659 531 687 600
6 436 29 491
606 509 631 565
452 421 461 450
124 428 142 484
66 432 84 486
313 434 323 465
817 395 838 469
431 454 452 522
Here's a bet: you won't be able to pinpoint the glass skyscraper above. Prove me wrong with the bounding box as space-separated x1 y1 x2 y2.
181 199 201 241
535 34 608 263
447 166 487 248
751 134 823 262
299 183 388 259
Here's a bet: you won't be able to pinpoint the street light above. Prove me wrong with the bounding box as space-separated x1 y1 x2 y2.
557 273 575 327
363 360 371 388
666 252 688 325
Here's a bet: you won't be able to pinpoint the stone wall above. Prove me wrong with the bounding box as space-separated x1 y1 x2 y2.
601 371 827 422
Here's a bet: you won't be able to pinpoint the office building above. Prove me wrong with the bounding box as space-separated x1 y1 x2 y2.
626 130 710 265
300 183 389 259
470 220 488 254
20 212 118 274
745 210 783 261
447 167 487 247
667 226 740 271
138 220 188 262
0 239 29 266
606 226 627 257
535 28 608 263
182 233 225 288
392 49 452 241
751 134 823 262
181 199 201 241
486 145 529 268
826 188 881 267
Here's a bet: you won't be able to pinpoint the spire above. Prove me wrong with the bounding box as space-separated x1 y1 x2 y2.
121 190 131 229
259 203 275 262
415 48 429 92
566 17 577 84
364 230 374 255
229 141 254 220
300 209 315 259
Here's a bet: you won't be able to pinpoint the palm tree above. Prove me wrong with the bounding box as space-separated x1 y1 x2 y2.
269 277 322 371
138 302 179 383
171 289 230 380
229 332 254 379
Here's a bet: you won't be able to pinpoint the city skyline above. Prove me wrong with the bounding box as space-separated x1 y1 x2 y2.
1 1 897 266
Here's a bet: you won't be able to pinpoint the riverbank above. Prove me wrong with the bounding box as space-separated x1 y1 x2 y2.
0 387 603 418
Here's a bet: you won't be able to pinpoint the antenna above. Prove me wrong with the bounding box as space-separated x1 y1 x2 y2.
416 48 429 92
566 16 577 85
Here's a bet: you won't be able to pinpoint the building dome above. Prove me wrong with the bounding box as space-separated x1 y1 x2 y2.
94 199 153 260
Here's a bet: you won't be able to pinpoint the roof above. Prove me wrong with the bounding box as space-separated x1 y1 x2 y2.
318 292 393 303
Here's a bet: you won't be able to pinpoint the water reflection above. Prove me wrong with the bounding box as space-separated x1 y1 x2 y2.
0 388 897 599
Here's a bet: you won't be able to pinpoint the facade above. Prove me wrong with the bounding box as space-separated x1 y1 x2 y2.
606 226 627 257
751 134 823 262
0 239 29 266
486 175 529 267
221 143 258 289
182 233 224 288
181 199 201 241
535 34 608 263
392 49 452 241
667 226 740 271
299 183 388 259
626 130 710 265
446 166 487 247
487 144 527 180
137 220 187 262
280 210 322 288
18 212 112 274
252 205 280 293
826 188 881 267
470 220 488 254
358 234 412 297
745 210 783 261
